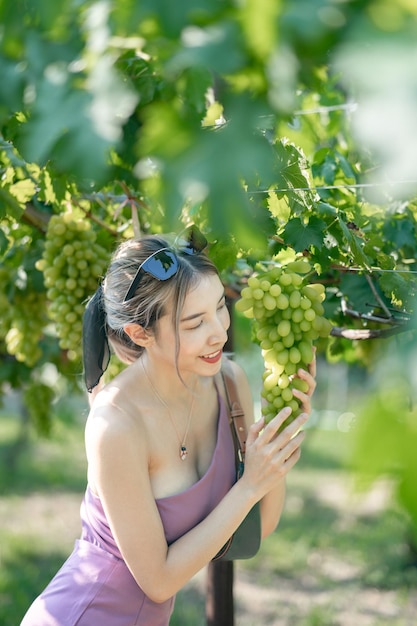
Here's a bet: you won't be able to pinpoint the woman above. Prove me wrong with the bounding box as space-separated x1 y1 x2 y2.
21 226 316 625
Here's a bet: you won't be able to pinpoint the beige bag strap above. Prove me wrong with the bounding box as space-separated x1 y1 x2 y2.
221 360 247 465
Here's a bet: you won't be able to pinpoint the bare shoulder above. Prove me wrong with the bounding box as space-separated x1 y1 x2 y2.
87 382 142 435
85 382 149 483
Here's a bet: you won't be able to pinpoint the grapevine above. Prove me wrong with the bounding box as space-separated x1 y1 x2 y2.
235 259 332 428
36 213 109 362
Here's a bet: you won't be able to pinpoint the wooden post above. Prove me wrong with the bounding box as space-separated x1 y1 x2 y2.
205 293 237 625
206 561 235 626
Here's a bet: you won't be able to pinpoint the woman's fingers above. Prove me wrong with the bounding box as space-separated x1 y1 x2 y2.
263 409 308 445
243 409 308 496
291 353 317 412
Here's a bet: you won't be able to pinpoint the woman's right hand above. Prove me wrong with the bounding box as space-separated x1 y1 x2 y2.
241 408 308 501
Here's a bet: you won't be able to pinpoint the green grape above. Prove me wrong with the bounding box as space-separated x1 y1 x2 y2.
236 259 332 429
289 346 301 364
38 212 110 361
276 293 289 310
263 293 277 311
247 276 260 289
281 387 293 403
277 319 291 337
292 378 310 393
289 290 301 309
276 349 289 366
269 283 281 297
304 308 316 322
300 296 311 310
286 259 312 274
282 332 295 348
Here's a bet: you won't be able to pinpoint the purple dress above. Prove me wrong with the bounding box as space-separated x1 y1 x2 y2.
20 393 235 626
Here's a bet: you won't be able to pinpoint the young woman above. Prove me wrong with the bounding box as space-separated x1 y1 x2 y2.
21 226 316 626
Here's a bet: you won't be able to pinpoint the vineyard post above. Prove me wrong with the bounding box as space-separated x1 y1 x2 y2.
205 293 237 625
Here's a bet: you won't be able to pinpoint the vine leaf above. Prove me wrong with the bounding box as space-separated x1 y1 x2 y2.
282 216 326 252
338 217 371 268
9 179 37 206
379 271 416 309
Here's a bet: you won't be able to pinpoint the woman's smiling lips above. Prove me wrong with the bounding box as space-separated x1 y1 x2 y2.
199 349 222 364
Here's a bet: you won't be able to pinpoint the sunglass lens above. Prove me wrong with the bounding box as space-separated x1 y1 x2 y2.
142 250 178 279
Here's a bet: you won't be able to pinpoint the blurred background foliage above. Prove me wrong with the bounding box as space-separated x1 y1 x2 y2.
1 0 417 576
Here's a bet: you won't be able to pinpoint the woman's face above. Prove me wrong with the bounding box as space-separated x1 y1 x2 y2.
150 273 230 378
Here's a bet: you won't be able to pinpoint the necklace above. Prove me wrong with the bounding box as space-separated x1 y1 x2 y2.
142 360 196 461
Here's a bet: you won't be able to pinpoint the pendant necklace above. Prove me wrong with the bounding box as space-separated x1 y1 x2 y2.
142 360 196 461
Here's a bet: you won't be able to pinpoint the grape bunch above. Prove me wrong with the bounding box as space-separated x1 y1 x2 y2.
0 266 47 367
235 259 332 427
5 291 46 366
23 380 55 436
36 213 109 361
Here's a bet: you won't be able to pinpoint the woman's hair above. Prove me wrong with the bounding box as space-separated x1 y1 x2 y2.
102 234 219 364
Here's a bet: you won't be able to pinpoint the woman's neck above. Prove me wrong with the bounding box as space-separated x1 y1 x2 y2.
138 355 204 404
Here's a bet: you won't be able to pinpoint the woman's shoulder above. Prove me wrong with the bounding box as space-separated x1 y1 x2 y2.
86 374 147 445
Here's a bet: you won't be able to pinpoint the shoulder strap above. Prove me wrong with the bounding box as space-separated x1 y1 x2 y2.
221 360 247 471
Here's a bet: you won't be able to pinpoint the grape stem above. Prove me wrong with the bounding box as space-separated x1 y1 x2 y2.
364 273 393 319
22 203 50 232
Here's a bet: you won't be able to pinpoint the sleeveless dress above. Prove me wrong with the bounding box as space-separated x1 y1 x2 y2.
20 392 235 626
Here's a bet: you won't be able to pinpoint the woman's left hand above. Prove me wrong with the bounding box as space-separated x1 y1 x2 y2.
291 350 317 416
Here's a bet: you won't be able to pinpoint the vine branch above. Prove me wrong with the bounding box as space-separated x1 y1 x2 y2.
330 323 415 340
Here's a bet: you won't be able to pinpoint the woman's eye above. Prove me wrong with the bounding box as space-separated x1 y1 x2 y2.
188 320 203 330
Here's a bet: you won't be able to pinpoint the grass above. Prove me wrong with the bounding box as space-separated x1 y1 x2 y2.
1 386 417 626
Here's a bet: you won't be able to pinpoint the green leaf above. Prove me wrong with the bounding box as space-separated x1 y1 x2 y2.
321 157 337 185
336 151 356 181
166 21 245 75
339 273 380 314
0 228 9 255
240 0 280 61
317 201 337 217
383 215 417 253
132 0 219 38
379 271 417 310
273 140 315 212
267 192 290 223
0 188 24 218
9 179 37 205
181 66 213 115
282 215 326 252
338 217 371 268
17 80 112 181
37 169 57 205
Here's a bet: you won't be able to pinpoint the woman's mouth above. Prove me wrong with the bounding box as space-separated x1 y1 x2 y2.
200 350 222 364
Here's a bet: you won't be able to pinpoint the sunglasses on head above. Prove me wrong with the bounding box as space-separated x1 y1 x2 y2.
122 225 208 303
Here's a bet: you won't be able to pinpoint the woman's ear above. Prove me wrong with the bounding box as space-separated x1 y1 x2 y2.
124 323 154 347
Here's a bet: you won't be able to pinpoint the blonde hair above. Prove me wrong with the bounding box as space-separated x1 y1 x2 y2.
102 235 219 364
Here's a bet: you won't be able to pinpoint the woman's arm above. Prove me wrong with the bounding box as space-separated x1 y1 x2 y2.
85 381 307 604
